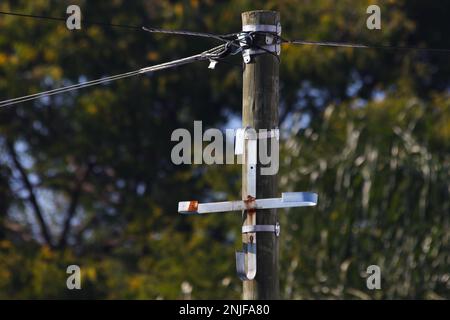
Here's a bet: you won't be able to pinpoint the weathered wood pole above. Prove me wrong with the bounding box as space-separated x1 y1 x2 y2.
241 10 280 300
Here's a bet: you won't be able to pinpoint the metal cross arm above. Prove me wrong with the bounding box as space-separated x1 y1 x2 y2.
178 125 318 283
178 192 318 215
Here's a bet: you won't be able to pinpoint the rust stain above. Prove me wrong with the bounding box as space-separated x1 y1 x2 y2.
244 195 256 215
187 201 198 212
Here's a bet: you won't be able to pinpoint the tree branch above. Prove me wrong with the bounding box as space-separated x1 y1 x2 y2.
58 162 94 249
6 140 53 247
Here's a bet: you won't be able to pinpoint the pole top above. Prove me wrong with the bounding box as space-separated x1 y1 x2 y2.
242 10 280 25
242 10 279 14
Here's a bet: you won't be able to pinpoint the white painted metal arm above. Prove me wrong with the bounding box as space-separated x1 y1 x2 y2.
178 192 318 214
178 125 319 282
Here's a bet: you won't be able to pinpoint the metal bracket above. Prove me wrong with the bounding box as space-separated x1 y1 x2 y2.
236 126 257 280
208 59 218 69
236 245 256 281
242 222 280 237
178 192 318 214
240 23 282 64
235 127 279 156
177 125 318 282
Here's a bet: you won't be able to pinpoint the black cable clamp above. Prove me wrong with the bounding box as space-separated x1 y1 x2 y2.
238 22 282 63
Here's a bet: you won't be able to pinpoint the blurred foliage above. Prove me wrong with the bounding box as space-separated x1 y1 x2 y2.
280 93 449 299
0 0 448 299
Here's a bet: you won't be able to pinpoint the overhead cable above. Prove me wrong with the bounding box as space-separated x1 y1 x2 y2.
0 44 228 108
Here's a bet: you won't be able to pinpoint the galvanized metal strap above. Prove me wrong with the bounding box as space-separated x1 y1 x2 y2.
245 129 279 140
242 23 281 35
236 248 256 280
235 128 279 156
242 223 280 237
240 23 282 63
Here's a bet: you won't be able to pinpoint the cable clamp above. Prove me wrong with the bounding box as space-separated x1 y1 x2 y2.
240 23 282 63
242 23 282 35
242 222 280 237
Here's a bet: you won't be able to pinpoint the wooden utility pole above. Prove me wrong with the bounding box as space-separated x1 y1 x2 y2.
179 10 317 301
241 10 280 300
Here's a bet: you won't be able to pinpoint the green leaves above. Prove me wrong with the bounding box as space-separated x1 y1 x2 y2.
0 0 449 299
281 93 450 298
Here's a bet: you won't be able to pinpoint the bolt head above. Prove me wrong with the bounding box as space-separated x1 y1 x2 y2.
275 222 280 237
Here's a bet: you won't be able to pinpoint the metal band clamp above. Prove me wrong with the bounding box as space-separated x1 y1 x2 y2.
235 128 279 156
240 23 282 63
242 222 280 237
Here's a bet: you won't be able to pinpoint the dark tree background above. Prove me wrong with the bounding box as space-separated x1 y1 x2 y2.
0 0 448 299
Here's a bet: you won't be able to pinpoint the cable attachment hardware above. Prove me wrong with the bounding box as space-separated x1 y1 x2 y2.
208 59 218 69
239 22 282 64
178 126 318 282
242 222 280 237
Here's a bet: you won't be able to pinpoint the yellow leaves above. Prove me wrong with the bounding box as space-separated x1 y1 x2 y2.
9 55 19 65
31 66 63 82
55 24 68 37
430 94 450 142
79 89 116 116
48 66 62 80
190 0 199 9
0 240 12 249
43 49 57 62
40 245 54 259
0 53 8 66
128 275 144 290
319 14 332 27
85 104 99 115
174 3 184 17
0 265 12 291
14 43 37 62
84 266 97 281
436 117 450 141
87 26 103 38
147 51 160 62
